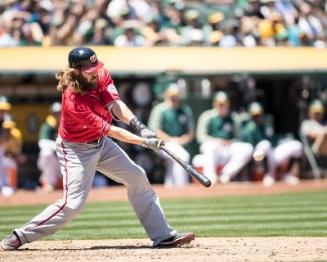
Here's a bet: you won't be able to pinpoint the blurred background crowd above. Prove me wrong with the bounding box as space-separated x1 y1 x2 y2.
0 0 327 48
0 0 327 197
1 83 327 196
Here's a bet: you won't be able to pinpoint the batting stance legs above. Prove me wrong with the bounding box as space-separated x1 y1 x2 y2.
13 136 176 247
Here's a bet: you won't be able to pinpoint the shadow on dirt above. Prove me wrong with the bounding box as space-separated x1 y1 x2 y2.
16 244 194 251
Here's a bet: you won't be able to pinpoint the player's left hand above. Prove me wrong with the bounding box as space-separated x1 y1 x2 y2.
142 138 163 151
140 127 157 138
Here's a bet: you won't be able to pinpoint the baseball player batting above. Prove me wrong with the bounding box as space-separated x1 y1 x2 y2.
1 46 194 250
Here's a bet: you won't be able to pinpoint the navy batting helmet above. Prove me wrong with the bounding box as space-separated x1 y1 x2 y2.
68 46 103 73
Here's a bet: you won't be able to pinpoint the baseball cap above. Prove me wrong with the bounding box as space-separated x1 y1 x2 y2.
0 96 11 111
249 102 264 116
185 9 199 20
95 18 108 30
2 114 15 129
208 12 224 24
68 46 104 73
165 84 180 97
50 102 62 113
309 99 325 114
214 91 229 104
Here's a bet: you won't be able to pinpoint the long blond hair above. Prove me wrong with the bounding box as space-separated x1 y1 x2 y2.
55 68 85 94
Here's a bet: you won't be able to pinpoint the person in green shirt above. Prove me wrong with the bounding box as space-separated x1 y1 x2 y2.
148 85 194 186
194 91 253 184
242 102 303 186
37 102 62 192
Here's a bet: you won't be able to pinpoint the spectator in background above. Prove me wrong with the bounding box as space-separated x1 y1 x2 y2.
2 114 24 193
301 99 327 156
219 21 239 47
194 91 253 184
141 18 168 46
0 96 14 196
254 6 281 46
180 9 205 46
148 84 194 186
89 18 112 45
239 16 258 47
106 0 139 26
0 0 327 47
114 25 146 47
242 102 303 186
0 16 19 47
37 102 62 192
205 11 224 46
286 15 301 47
297 1 325 47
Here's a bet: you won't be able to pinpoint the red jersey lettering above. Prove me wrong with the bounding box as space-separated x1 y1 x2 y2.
58 68 120 142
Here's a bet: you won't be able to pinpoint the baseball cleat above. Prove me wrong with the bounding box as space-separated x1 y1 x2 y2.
219 173 231 184
262 175 275 187
283 174 300 186
1 232 22 251
154 232 195 248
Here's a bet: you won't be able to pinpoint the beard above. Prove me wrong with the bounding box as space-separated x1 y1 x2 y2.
75 74 97 91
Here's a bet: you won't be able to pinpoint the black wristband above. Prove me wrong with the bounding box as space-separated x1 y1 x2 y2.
129 117 146 133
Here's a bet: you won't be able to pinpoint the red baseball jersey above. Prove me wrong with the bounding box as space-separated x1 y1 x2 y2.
58 68 120 142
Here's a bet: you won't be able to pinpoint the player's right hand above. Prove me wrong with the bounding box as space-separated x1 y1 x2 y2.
142 138 163 151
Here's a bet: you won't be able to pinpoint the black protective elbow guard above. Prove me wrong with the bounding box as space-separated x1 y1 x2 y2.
129 117 156 138
129 117 146 134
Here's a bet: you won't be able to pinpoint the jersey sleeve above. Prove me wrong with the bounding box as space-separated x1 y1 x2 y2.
98 68 120 107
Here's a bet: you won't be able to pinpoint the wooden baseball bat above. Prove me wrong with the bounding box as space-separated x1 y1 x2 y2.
160 145 211 187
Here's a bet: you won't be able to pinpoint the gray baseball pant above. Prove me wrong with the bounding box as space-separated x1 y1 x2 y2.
14 136 176 246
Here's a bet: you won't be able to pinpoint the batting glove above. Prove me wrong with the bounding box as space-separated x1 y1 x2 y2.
142 138 163 151
129 117 157 138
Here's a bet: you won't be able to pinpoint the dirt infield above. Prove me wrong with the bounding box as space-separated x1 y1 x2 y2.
1 179 327 206
1 237 327 262
1 180 327 261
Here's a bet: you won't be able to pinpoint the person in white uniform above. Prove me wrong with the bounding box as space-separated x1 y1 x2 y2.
194 91 253 184
242 102 303 186
37 102 62 191
148 85 194 186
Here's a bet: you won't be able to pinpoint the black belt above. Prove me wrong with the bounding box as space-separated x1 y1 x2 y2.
86 137 103 145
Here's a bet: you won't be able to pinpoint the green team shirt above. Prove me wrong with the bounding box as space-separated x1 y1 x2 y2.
241 117 277 147
196 109 236 143
148 102 194 136
39 122 58 140
207 115 235 140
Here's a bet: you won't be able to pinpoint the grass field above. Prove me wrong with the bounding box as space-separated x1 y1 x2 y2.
1 190 327 241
